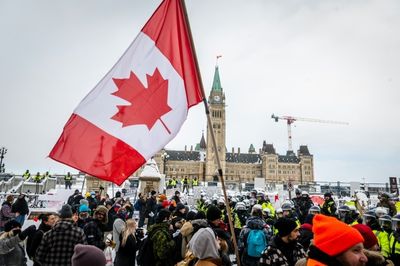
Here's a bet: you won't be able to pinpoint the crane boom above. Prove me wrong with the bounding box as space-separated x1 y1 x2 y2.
271 114 349 152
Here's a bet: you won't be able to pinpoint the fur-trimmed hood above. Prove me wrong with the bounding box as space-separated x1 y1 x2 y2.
364 249 394 266
181 219 208 237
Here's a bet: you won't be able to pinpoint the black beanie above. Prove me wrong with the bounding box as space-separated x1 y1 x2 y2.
176 202 185 211
156 209 171 223
275 217 298 237
195 210 206 220
186 210 197 221
206 205 222 221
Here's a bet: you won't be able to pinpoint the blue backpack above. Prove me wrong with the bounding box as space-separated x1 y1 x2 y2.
247 229 267 258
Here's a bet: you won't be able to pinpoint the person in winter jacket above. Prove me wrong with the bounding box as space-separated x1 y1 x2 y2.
114 219 140 266
320 192 337 217
304 214 367 266
86 191 98 212
188 227 223 266
0 220 36 266
297 192 313 224
172 190 181 204
76 204 91 229
238 204 271 266
11 193 29 225
26 213 58 266
173 202 187 220
207 205 226 231
180 218 208 258
35 204 87 266
83 205 108 250
67 190 84 212
295 249 393 266
0 195 18 231
146 209 175 266
145 191 158 226
352 224 394 266
111 207 128 252
377 193 397 216
259 217 306 266
137 193 147 228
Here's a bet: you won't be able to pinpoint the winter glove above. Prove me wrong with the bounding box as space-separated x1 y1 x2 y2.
19 225 36 240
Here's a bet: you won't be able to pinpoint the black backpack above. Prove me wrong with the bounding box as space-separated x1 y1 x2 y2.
136 235 155 266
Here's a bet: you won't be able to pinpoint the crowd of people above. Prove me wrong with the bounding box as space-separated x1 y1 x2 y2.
0 187 399 266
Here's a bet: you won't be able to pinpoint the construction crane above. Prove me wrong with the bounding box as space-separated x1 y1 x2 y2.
271 114 349 152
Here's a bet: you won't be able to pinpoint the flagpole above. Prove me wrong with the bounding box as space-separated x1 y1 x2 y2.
180 1 241 265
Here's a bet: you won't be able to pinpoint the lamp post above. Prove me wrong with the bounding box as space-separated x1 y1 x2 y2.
0 147 7 173
161 151 169 177
299 161 303 185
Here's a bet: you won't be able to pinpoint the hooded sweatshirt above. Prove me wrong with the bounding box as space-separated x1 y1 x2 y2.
180 219 208 258
189 227 220 260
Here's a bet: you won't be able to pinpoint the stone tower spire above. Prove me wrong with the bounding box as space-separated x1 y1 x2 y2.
199 131 206 162
206 62 226 181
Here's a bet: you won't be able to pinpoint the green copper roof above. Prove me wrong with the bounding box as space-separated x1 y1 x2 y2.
212 66 222 92
195 143 200 151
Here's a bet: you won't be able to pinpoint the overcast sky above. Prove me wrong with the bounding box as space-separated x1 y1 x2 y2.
1 0 399 183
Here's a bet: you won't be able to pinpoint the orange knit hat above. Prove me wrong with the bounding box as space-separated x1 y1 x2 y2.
312 214 364 256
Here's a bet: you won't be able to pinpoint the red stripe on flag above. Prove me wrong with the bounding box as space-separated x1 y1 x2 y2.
142 0 203 108
49 114 146 186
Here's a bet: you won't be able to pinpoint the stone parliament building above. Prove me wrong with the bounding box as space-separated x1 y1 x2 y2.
132 65 314 188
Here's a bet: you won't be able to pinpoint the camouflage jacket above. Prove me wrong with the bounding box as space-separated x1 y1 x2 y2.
148 222 175 266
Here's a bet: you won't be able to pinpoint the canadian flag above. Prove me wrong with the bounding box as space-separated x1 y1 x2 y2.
49 0 203 185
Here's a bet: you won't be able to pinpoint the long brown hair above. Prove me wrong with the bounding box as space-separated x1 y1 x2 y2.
121 219 136 247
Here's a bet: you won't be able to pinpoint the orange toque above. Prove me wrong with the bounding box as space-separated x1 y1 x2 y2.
312 214 364 256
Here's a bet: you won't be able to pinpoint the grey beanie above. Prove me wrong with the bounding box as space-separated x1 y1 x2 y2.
72 244 106 266
59 204 73 219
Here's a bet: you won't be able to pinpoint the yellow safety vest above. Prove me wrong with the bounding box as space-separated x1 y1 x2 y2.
345 201 356 207
192 179 198 186
395 202 400 214
376 230 392 258
389 233 400 258
233 212 242 229
261 202 276 218
350 220 359 226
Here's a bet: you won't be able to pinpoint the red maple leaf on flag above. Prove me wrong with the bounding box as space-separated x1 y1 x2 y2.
111 68 172 133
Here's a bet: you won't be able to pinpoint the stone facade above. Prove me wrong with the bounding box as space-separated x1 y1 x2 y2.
132 65 314 186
